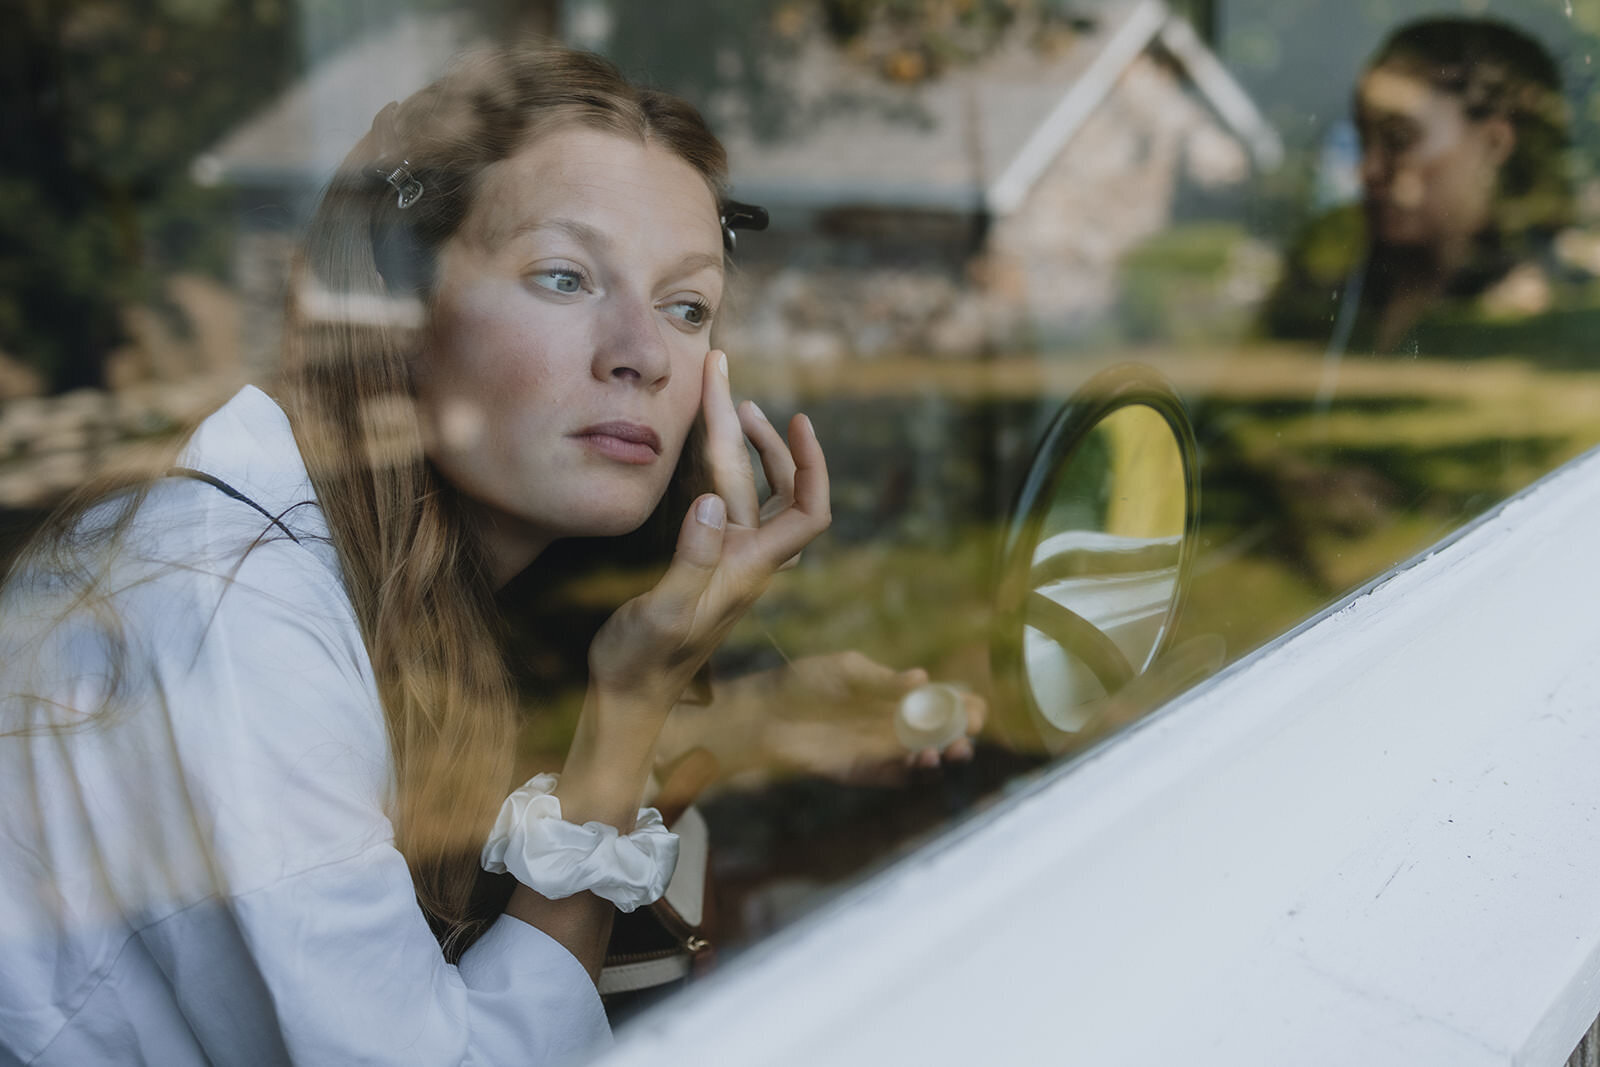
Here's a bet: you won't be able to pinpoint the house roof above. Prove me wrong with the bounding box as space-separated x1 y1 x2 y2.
719 0 1282 217
192 14 474 190
197 2 1280 217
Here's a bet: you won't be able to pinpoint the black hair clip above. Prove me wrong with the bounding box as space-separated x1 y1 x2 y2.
720 200 768 251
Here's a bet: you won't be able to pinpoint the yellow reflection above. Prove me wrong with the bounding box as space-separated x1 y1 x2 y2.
1102 404 1185 540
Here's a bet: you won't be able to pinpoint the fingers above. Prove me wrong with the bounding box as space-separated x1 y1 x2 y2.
834 654 974 770
741 400 797 515
741 403 806 570
839 655 926 700
699 352 828 572
903 737 973 770
701 350 760 526
899 682 983 768
812 652 924 705
787 412 829 518
621 369 827 699
748 412 831 571
645 493 727 623
940 690 984 763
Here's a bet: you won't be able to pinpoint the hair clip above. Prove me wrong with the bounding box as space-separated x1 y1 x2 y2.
384 161 424 210
720 200 769 251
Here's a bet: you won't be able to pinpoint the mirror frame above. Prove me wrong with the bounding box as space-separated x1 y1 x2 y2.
990 363 1201 753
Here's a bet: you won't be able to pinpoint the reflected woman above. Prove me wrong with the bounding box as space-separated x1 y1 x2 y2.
1266 16 1576 380
1187 18 1581 621
0 47 967 1065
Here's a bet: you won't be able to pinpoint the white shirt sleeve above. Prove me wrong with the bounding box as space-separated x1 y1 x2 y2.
139 855 610 1066
170 537 611 1065
2 498 611 1066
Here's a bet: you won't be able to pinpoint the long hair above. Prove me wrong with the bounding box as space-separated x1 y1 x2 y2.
279 46 726 954
1 46 727 958
1366 17 1573 239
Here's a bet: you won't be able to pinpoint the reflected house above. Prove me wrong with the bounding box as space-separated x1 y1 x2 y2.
0 17 470 514
192 15 478 379
176 4 1285 553
714 0 1283 361
198 3 1279 374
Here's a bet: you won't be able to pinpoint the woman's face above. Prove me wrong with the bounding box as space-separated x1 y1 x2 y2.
1356 63 1514 250
414 125 724 572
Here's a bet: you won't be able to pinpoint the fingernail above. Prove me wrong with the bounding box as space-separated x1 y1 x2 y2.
747 400 767 423
696 494 725 529
717 351 729 377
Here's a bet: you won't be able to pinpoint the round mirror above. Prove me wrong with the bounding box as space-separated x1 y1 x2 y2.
992 365 1200 753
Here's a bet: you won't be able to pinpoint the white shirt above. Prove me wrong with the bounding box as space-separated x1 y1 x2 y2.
0 386 610 1065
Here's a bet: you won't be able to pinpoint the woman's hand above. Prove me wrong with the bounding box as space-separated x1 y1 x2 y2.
762 653 986 782
658 652 989 789
562 350 830 825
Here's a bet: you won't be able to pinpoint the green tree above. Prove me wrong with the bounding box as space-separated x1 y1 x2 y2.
1 0 295 390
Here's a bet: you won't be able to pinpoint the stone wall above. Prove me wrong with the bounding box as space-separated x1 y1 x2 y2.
0 377 239 509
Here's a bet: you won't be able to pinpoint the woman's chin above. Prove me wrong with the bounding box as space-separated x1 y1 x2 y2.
564 502 661 540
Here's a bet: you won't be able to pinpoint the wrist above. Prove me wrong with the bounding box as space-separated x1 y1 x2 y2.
557 686 665 829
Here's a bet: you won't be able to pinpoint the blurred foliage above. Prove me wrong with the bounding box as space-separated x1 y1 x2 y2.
0 0 1216 396
601 0 1114 142
3 0 1140 390
603 0 804 142
18 0 1594 394
810 0 1091 79
809 0 1215 58
1119 222 1276 344
1 0 295 390
1257 204 1364 341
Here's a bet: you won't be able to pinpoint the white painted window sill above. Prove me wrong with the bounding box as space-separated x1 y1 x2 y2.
598 443 1600 1067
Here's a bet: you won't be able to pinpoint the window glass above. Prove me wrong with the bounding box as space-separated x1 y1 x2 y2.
4 0 1599 1040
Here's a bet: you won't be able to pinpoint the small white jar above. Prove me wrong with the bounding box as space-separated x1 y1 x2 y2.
895 683 969 751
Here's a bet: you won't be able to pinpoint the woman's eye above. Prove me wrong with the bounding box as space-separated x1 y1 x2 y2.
530 267 586 295
664 299 713 328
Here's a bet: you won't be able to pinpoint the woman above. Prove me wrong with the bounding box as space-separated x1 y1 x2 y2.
1201 17 1581 601
1266 16 1575 372
0 47 955 1064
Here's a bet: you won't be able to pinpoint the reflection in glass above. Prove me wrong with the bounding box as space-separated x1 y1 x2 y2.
9 5 1600 1049
1024 404 1187 731
1266 17 1576 369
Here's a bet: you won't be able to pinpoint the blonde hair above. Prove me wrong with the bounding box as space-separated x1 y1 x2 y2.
2 46 726 958
281 46 726 954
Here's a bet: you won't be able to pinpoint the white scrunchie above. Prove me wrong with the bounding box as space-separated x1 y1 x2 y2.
480 773 679 913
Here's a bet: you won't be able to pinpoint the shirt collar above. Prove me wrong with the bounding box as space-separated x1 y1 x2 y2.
177 385 329 544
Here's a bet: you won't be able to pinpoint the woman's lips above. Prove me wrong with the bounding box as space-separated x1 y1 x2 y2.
571 421 662 465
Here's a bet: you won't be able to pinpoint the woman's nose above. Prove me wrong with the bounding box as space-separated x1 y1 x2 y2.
592 300 672 390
